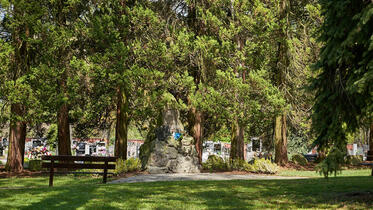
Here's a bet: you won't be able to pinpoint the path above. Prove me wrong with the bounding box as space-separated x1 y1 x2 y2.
111 173 307 184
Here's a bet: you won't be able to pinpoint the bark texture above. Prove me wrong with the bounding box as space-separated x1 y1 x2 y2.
190 108 203 163
369 123 373 152
6 3 29 172
230 120 245 160
55 0 72 156
274 114 288 165
273 0 290 165
6 104 27 172
57 103 71 156
115 88 129 160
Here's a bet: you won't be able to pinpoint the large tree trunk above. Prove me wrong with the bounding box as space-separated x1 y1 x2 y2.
274 114 288 165
190 108 203 163
115 88 129 160
230 120 245 160
367 122 373 161
369 123 373 152
273 0 290 165
6 2 29 172
55 0 72 156
6 104 27 172
57 103 71 156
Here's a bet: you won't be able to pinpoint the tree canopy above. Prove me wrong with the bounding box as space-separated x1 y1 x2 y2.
1 0 371 174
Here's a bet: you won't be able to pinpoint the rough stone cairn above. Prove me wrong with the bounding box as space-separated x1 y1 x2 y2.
140 109 201 174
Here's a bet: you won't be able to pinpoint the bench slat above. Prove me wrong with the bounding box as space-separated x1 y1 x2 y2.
42 155 117 162
42 162 116 170
361 163 373 166
54 171 115 175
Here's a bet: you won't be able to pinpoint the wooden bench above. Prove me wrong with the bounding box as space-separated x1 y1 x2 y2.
42 155 117 187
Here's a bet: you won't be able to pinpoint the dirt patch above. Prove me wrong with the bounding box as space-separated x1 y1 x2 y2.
110 171 149 181
199 170 253 174
0 167 47 178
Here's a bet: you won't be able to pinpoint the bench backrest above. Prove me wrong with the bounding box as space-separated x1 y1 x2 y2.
41 155 117 170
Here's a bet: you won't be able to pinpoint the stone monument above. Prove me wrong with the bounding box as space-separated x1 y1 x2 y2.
139 109 201 174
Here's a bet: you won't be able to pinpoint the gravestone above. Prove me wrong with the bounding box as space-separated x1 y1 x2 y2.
139 109 201 173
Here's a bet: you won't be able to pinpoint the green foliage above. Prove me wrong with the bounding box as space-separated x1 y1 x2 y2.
46 124 57 148
228 159 249 171
316 148 345 178
202 156 279 174
248 159 279 174
311 0 373 150
0 0 45 124
345 155 363 166
287 130 314 157
0 0 323 165
278 169 371 177
115 158 141 175
291 154 308 166
202 155 228 172
28 160 42 171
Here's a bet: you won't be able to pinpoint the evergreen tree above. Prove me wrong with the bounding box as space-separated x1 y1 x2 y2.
83 0 168 159
269 0 321 165
29 0 92 156
311 0 372 152
172 0 284 161
0 0 43 171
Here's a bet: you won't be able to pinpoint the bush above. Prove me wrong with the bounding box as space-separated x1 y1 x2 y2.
345 155 363 166
29 160 42 171
316 148 345 178
228 158 249 171
291 154 308 166
247 158 279 174
202 155 228 171
115 158 141 175
23 159 30 169
202 156 279 174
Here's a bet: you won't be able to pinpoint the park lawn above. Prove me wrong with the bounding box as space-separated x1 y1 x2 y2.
278 168 372 177
0 174 372 209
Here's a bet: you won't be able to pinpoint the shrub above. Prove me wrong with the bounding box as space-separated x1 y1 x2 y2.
291 154 308 166
247 158 279 174
227 158 250 171
316 148 345 178
126 158 142 172
202 156 279 174
202 155 227 171
29 160 42 171
115 158 141 175
345 155 363 166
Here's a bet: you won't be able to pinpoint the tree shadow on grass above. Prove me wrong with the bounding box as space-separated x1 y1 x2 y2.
0 176 105 209
0 176 372 209
177 177 373 209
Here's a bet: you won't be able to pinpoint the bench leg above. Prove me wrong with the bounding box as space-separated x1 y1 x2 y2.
49 160 54 187
103 161 108 184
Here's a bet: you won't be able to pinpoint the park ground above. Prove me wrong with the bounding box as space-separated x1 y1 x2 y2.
0 169 372 209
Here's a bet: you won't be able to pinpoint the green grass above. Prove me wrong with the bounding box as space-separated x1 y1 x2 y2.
278 168 372 177
0 174 372 209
